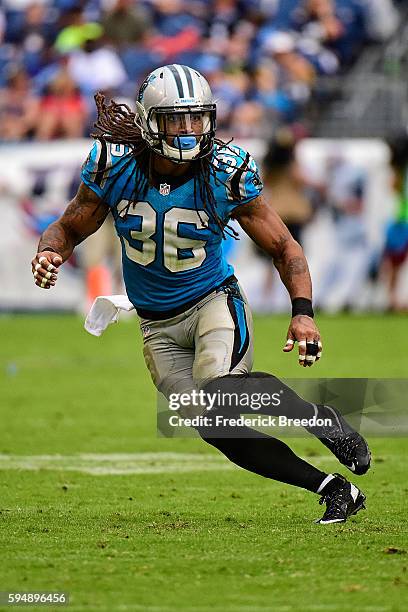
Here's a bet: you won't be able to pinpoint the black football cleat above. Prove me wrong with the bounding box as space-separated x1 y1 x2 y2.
315 474 366 525
308 404 371 475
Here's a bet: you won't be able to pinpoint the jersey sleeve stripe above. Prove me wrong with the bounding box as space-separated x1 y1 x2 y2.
100 143 112 189
230 152 250 200
94 140 107 187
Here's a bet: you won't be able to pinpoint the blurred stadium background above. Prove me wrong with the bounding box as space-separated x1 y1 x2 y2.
1 0 408 314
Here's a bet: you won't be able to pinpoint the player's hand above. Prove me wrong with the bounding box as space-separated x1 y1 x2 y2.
283 315 322 367
31 251 63 289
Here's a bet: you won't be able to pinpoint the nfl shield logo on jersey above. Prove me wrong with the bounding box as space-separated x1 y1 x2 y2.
159 183 170 196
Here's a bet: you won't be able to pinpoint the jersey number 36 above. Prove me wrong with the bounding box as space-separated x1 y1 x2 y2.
116 200 210 273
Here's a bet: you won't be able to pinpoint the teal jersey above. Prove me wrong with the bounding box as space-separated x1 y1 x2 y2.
81 141 263 312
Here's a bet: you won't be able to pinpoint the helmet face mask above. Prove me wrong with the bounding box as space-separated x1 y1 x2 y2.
135 65 217 163
147 105 216 163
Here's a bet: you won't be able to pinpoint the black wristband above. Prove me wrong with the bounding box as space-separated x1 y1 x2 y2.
292 297 314 318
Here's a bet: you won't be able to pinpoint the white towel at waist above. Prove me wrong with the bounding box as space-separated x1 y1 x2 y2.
84 295 134 336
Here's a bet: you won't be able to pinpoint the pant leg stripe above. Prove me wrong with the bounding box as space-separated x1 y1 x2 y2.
233 297 248 353
227 296 250 371
236 297 250 365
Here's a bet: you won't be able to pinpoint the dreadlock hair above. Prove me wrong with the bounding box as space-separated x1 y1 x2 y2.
87 92 259 239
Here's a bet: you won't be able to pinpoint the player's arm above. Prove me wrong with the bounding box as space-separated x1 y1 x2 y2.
31 182 110 289
232 194 311 299
232 194 322 366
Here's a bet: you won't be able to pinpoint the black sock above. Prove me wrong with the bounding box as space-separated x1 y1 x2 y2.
197 423 327 493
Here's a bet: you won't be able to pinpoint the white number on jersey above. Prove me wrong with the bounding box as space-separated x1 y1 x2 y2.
116 200 209 272
117 200 156 266
164 208 209 272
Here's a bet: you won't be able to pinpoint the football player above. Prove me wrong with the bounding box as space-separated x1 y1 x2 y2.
31 64 370 524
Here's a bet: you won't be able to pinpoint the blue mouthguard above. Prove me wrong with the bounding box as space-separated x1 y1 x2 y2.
173 136 197 150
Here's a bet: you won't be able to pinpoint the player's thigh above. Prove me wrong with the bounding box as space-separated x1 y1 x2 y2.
193 288 253 386
142 324 195 399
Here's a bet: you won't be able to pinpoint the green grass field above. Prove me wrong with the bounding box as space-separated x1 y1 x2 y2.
1 314 407 612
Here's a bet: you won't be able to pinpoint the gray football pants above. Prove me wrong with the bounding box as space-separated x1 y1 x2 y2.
139 283 330 493
139 283 253 410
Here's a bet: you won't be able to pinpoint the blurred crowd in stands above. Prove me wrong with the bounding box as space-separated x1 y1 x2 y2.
0 0 402 142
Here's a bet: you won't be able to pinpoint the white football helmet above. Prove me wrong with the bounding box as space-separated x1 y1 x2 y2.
135 64 216 163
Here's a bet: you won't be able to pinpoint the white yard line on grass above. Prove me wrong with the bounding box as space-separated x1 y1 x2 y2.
0 453 337 476
0 453 234 475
